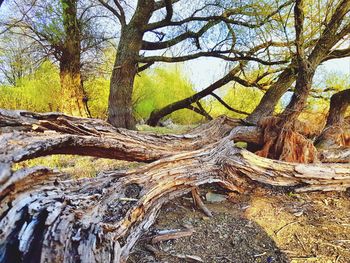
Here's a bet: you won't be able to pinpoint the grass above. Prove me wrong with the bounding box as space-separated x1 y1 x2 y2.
14 155 140 179
13 124 193 178
137 124 197 134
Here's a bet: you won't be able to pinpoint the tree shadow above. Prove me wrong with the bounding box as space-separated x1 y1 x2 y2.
128 189 289 263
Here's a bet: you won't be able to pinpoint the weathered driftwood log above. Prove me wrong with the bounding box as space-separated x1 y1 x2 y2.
1 109 350 263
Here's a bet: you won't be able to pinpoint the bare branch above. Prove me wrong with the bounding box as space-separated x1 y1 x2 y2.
153 0 180 11
210 93 250 116
97 0 125 26
142 20 219 50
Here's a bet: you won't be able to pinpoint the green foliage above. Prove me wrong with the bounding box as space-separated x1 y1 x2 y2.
84 77 110 119
324 72 350 92
133 66 203 124
85 65 204 124
0 61 61 112
208 84 264 118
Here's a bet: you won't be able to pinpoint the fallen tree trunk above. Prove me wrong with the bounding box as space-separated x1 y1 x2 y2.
1 134 350 263
0 109 240 164
1 109 350 263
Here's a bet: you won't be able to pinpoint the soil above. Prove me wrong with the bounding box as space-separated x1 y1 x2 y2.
128 186 350 263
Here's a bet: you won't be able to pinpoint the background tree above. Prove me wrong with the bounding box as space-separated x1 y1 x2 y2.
98 0 293 128
247 0 350 124
147 0 350 127
0 36 35 86
3 0 112 116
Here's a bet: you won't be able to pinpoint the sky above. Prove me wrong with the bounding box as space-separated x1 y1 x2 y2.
182 57 350 92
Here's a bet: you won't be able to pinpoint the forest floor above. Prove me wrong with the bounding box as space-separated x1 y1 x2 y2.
128 186 350 263
16 125 350 263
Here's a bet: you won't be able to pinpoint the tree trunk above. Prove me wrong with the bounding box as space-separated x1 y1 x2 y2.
315 89 350 149
107 29 139 129
246 67 296 124
1 110 350 263
107 1 155 129
59 0 87 117
325 89 350 127
254 0 321 163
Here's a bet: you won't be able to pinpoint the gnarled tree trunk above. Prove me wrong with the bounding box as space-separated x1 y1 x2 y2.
107 1 155 129
316 89 350 149
1 109 350 263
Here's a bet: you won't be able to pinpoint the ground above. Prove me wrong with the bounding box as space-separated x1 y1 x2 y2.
128 186 350 263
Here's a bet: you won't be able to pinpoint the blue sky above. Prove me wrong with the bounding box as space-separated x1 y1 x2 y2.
183 57 350 91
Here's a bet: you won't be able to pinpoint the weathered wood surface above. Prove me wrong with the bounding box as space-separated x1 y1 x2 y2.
0 109 350 263
0 109 239 164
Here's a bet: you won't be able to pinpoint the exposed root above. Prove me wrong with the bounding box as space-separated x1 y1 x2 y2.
256 117 318 163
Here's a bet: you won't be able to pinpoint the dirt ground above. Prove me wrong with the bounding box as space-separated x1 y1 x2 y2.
128 185 350 263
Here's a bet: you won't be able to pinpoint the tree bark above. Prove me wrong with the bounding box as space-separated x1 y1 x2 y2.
325 89 350 127
315 89 350 149
107 1 155 129
0 109 240 165
59 0 87 117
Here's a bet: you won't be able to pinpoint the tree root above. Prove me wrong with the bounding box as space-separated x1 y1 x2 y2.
255 117 318 163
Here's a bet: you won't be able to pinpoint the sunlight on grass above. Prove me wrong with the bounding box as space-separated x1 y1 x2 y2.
14 155 140 179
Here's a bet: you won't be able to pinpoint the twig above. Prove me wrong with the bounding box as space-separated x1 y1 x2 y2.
173 254 204 262
290 256 318 260
274 221 299 235
334 239 350 243
117 197 138 202
294 233 307 252
191 187 213 217
254 252 267 257
151 229 194 244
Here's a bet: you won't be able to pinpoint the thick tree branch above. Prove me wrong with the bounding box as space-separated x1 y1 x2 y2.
142 20 219 50
153 0 180 11
139 51 288 65
0 109 238 165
